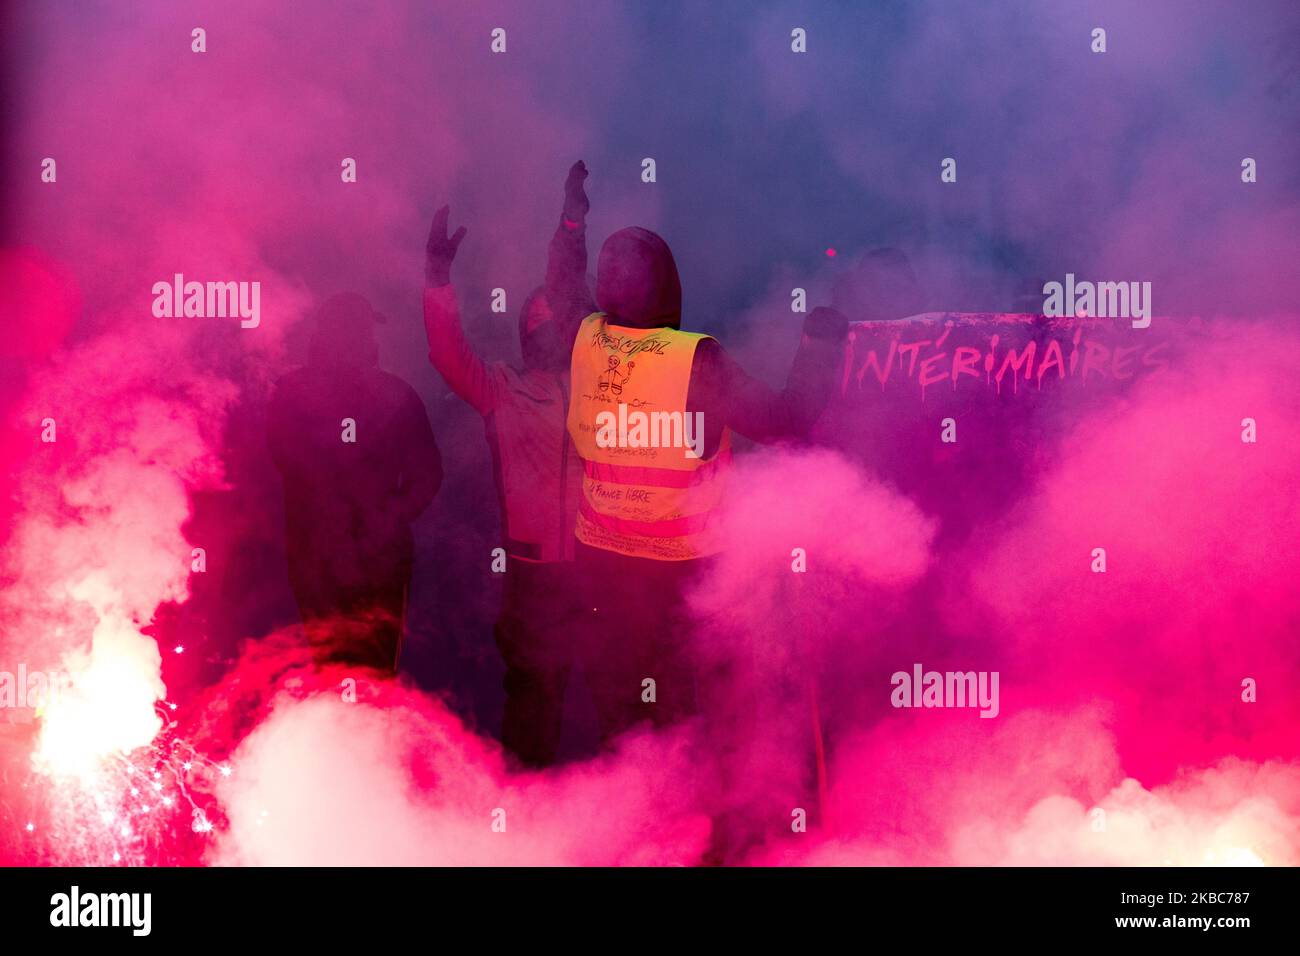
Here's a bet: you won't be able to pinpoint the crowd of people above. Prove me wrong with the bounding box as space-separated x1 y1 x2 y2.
268 162 850 771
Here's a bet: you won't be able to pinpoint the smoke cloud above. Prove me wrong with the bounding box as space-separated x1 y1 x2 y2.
757 707 1300 866
2 1 1298 867
952 321 1300 778
207 664 711 866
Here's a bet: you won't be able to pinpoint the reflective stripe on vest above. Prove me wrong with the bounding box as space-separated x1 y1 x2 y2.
566 313 731 561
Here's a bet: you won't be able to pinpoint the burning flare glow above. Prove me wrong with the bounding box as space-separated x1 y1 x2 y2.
33 575 166 779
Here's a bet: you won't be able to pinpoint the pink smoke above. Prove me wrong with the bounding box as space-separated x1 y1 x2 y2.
734 319 1300 866
3 1 1297 870
954 320 1300 778
689 447 936 670
755 707 1300 866
205 655 711 866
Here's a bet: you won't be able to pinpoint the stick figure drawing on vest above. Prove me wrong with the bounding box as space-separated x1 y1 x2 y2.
598 356 633 397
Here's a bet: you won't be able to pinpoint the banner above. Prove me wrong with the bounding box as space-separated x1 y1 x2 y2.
839 312 1180 400
818 313 1195 528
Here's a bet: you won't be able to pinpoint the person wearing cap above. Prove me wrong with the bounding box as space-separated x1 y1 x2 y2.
421 162 593 768
268 292 442 671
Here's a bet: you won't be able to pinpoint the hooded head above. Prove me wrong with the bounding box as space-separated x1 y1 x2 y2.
595 227 682 329
832 247 923 323
518 285 570 370
307 291 383 369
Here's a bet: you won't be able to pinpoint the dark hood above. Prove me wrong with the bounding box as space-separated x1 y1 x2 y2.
595 227 681 329
519 285 570 371
831 247 923 323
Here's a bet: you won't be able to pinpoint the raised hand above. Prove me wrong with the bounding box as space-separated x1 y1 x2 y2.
425 205 467 287
563 160 589 224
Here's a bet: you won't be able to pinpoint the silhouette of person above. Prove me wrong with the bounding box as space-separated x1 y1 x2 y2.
422 162 593 768
567 225 849 741
564 225 848 863
268 292 442 671
831 247 924 322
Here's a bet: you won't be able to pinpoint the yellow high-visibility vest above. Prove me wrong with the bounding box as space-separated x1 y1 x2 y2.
567 313 731 561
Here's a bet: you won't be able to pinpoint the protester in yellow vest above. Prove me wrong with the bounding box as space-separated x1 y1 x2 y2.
567 312 730 561
566 226 848 746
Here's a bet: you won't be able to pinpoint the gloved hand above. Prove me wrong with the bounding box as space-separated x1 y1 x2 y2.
563 160 589 224
425 205 467 287
804 305 850 341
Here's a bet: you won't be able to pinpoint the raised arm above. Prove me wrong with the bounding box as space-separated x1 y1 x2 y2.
687 307 849 455
546 161 597 339
422 205 502 414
